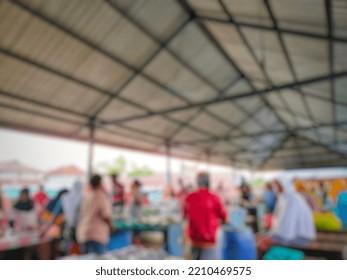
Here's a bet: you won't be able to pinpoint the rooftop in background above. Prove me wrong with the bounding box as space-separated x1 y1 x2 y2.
0 0 346 170
45 165 85 177
0 160 43 186
0 160 42 174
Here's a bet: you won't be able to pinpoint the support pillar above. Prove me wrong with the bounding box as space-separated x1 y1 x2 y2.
87 122 95 179
165 141 172 188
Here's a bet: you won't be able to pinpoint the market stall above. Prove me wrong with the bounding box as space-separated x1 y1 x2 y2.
0 230 53 259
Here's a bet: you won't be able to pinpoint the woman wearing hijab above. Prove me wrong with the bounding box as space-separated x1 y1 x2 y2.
257 177 316 255
61 181 83 253
271 177 316 246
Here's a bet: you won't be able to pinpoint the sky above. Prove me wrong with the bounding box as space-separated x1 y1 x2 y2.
1 128 347 182
0 128 232 174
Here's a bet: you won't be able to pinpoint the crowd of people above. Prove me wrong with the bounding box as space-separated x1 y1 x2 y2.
0 172 322 260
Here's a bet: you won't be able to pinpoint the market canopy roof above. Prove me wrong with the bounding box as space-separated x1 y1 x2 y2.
1 0 347 170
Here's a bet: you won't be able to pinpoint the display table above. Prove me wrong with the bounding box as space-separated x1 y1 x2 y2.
62 245 181 260
0 231 52 259
112 220 183 257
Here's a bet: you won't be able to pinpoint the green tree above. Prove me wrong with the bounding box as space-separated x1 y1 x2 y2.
250 177 265 188
97 156 127 176
127 165 155 178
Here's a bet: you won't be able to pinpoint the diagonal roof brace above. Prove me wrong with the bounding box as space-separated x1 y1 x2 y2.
102 70 347 126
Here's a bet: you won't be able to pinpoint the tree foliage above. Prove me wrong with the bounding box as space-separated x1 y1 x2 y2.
96 156 155 178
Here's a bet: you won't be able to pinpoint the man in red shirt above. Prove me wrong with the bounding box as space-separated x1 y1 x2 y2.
33 185 49 208
184 172 228 260
111 173 125 210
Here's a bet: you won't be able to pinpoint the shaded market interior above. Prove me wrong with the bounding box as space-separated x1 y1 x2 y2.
0 0 347 260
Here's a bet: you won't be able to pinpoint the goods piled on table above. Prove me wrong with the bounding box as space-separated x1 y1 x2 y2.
62 245 168 260
113 200 182 228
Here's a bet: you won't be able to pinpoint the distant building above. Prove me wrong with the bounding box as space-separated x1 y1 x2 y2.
45 165 85 189
0 160 43 188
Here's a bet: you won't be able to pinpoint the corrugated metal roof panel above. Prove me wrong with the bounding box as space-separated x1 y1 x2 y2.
275 109 297 128
266 92 286 108
214 141 238 154
332 0 347 38
9 16 92 77
280 90 307 116
0 0 344 170
235 96 263 113
143 50 217 102
169 22 239 90
223 0 273 27
72 51 132 93
123 116 179 138
109 0 189 41
230 137 252 149
49 81 108 115
335 77 347 103
119 76 187 112
300 81 332 100
92 129 160 152
0 95 86 124
167 108 200 123
225 79 252 97
336 105 347 122
241 27 295 85
172 127 209 143
0 54 108 115
189 112 232 136
270 0 327 35
284 35 329 80
241 118 264 134
334 42 347 72
205 22 266 85
306 96 334 123
97 99 147 122
104 126 162 146
0 1 32 49
187 0 229 20
0 106 79 134
206 102 247 125
78 125 162 150
252 107 278 128
337 129 347 141
295 115 315 128
25 0 158 67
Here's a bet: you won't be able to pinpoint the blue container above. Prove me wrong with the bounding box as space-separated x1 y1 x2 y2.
263 246 304 260
167 223 183 257
337 192 347 229
108 230 133 251
222 227 257 260
229 208 247 230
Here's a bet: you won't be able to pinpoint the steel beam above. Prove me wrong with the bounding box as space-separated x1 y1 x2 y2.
325 0 337 145
259 133 291 167
263 0 320 142
197 16 347 43
179 120 347 145
103 70 347 126
10 0 246 143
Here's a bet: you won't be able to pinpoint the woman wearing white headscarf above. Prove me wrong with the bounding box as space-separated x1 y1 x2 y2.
62 181 83 239
271 176 316 246
257 176 316 255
